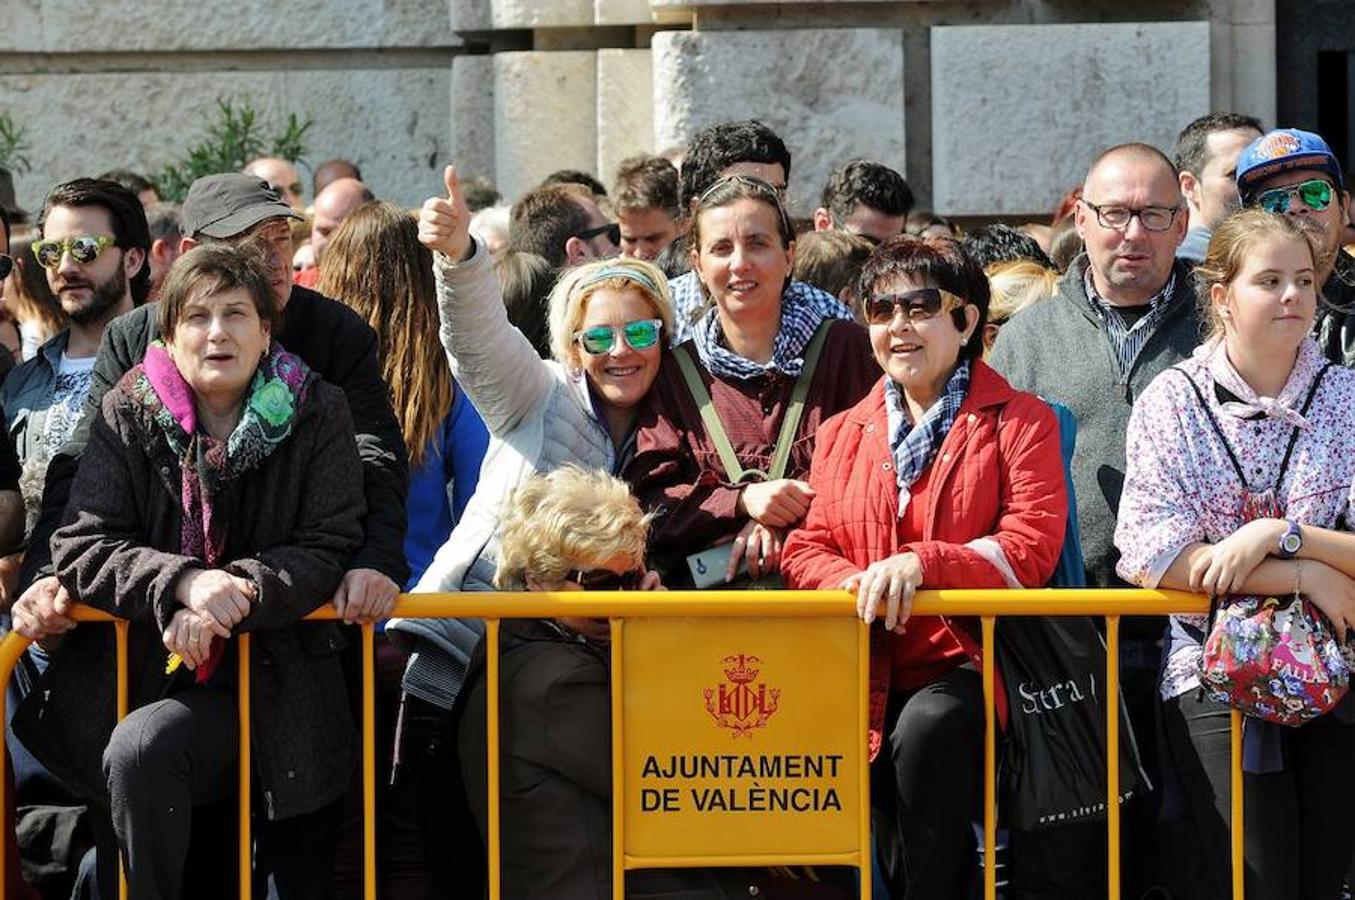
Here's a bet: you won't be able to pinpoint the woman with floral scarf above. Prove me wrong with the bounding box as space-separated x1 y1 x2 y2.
26 241 365 899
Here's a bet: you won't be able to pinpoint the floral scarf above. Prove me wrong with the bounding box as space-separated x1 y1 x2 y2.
130 340 314 681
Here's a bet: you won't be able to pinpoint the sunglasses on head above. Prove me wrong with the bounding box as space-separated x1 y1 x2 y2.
574 318 663 355
568 568 645 591
576 222 621 246
32 235 116 269
864 287 958 326
1255 179 1335 215
0 253 11 281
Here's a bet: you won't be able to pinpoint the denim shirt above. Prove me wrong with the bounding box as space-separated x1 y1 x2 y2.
0 330 71 465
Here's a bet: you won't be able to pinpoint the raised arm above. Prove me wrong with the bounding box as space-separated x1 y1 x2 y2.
419 164 556 435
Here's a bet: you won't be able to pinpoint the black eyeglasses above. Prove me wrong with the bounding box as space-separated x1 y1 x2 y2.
568 568 645 590
864 287 959 326
0 253 11 281
1080 200 1181 232
576 222 621 247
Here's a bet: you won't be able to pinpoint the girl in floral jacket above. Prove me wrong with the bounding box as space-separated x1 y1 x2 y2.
1115 209 1355 899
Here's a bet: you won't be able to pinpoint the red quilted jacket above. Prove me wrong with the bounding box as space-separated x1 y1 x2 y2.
782 360 1068 758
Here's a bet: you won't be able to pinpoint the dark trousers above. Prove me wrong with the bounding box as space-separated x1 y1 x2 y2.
878 667 985 900
1160 690 1355 900
97 684 342 900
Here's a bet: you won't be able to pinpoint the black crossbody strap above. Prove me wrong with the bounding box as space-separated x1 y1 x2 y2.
1168 363 1332 494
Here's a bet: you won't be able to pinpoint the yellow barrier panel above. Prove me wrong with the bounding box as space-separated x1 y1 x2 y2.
0 588 1251 900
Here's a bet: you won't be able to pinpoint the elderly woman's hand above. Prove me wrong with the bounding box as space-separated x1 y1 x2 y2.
162 608 229 670
737 479 816 529
175 569 256 633
844 552 924 633
418 165 473 263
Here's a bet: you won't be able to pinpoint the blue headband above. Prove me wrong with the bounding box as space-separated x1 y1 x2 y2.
576 265 662 296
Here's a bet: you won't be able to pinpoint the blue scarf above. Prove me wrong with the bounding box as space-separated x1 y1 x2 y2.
691 284 830 380
884 361 972 515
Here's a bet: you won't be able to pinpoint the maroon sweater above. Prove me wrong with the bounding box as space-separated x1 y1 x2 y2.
625 320 879 583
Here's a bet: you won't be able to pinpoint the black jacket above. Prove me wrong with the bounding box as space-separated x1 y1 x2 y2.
18 378 364 819
20 285 409 587
1313 250 1355 369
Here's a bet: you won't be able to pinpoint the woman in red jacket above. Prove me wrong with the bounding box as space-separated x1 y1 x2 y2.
782 236 1067 899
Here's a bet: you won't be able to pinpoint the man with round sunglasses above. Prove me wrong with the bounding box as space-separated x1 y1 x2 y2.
2 178 149 562
1236 128 1355 367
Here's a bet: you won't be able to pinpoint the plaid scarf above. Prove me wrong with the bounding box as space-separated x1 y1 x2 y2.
130 340 315 682
691 286 832 380
884 361 972 516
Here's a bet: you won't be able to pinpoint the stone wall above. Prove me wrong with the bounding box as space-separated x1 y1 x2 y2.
2 0 459 213
0 0 1276 220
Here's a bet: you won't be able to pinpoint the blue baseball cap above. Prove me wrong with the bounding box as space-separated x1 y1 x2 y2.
1236 128 1345 204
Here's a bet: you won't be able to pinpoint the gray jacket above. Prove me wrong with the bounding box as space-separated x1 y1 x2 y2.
987 254 1202 588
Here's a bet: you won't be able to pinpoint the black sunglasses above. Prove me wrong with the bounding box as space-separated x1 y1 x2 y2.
568 568 645 591
864 287 958 326
576 222 621 247
0 253 11 281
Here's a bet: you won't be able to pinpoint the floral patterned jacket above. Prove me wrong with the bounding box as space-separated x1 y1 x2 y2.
1115 337 1355 700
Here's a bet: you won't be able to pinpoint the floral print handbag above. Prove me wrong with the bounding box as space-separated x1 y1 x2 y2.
1199 594 1352 725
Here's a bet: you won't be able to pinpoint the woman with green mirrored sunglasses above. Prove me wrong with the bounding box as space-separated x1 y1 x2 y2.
572 317 663 355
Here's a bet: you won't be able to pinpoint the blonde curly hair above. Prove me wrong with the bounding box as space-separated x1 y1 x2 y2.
494 466 651 590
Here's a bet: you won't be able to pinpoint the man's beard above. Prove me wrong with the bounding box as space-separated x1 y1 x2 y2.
58 265 128 325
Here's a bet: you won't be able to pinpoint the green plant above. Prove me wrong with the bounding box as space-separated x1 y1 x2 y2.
154 97 313 202
0 112 32 174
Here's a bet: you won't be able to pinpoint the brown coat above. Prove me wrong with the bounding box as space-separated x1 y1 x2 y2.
15 373 365 820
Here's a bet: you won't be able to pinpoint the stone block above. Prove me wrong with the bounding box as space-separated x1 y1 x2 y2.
2 67 451 213
493 50 598 202
450 55 497 187
18 0 456 52
1228 23 1277 124
490 0 594 29
653 28 905 216
449 0 494 32
595 0 654 26
596 49 655 186
931 22 1211 217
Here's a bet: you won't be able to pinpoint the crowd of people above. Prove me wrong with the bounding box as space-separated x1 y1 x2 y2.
0 109 1351 900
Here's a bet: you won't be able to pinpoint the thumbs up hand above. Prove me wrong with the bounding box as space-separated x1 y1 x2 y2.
419 164 473 262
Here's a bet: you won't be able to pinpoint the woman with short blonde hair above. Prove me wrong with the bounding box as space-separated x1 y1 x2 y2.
459 467 673 899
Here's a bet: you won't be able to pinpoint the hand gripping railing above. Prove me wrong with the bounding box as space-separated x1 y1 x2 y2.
0 589 1241 900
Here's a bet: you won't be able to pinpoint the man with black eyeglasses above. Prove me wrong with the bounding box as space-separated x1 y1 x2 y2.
509 182 618 269
988 142 1200 898
1236 128 1355 367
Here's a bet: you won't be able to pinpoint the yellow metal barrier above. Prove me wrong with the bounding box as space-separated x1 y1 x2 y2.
0 588 1246 899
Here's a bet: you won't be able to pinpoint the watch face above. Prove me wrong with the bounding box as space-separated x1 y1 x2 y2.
1282 533 1302 554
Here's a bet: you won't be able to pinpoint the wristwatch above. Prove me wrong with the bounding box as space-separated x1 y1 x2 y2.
1276 520 1303 559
